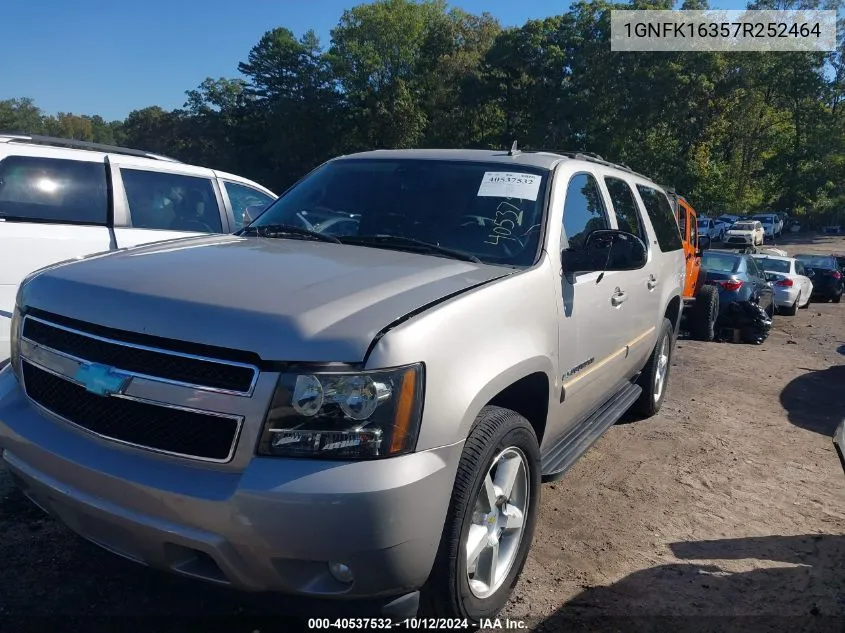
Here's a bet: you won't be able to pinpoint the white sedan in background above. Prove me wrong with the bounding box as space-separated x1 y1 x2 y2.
752 254 814 315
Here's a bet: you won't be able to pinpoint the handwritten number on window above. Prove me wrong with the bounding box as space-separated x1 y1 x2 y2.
485 202 525 245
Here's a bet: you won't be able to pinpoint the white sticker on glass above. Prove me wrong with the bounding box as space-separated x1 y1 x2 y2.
477 172 541 201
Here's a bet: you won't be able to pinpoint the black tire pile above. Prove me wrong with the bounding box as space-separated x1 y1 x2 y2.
724 301 773 344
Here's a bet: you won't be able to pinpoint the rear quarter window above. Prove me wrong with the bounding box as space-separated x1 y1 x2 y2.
636 185 683 252
0 155 107 224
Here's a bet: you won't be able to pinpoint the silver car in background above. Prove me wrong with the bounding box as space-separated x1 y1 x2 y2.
752 254 813 315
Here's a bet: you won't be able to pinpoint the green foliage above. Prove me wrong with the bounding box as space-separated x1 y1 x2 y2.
3 0 844 223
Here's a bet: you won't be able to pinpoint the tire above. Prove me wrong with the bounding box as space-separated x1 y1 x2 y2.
688 285 719 341
800 293 810 309
834 293 842 304
420 406 541 621
633 318 674 418
781 297 798 316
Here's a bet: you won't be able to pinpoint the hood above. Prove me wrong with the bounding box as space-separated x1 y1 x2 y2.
727 227 753 234
20 235 511 362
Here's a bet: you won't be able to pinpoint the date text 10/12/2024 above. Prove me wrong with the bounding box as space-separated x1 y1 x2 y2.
306 618 528 629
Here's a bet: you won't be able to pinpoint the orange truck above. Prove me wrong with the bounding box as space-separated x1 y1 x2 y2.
664 188 719 341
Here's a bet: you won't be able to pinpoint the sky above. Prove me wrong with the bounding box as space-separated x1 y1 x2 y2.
1 0 753 121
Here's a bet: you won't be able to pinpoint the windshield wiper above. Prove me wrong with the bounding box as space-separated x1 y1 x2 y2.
239 223 341 244
339 234 482 263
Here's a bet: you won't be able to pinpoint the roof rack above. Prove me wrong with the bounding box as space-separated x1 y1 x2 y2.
521 148 652 182
0 133 182 163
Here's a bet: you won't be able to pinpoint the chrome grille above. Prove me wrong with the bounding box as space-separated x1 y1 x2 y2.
22 315 258 395
22 360 241 462
16 313 256 462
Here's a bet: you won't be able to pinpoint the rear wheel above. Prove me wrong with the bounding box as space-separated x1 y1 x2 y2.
420 407 540 621
633 318 674 418
833 292 842 304
688 285 719 342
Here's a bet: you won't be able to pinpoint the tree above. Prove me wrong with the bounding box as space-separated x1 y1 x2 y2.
0 98 45 134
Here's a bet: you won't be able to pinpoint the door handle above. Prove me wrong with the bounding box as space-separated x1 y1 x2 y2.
647 275 658 290
611 289 628 306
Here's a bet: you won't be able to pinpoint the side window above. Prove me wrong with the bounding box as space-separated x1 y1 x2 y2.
121 169 223 233
0 155 107 224
690 216 698 248
636 185 683 252
604 177 645 242
562 173 608 250
747 258 761 278
677 206 687 238
225 181 275 228
795 261 805 275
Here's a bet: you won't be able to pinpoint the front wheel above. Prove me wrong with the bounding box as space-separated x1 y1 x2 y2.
420 406 541 621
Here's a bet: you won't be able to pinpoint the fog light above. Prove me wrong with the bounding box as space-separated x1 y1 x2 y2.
328 562 354 584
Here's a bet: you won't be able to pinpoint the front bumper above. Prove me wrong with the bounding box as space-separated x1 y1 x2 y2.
833 421 845 475
0 371 462 613
725 235 752 245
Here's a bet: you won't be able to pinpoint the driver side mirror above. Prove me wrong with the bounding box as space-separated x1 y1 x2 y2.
697 235 711 254
562 229 647 275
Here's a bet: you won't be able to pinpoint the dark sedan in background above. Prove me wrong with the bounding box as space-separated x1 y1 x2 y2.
794 254 843 303
700 250 776 325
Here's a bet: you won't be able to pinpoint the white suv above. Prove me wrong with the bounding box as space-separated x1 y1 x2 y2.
0 134 276 362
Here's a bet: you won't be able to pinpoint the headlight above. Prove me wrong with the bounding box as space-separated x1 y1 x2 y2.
258 363 424 459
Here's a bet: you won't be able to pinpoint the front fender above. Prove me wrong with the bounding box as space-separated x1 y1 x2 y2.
365 258 560 452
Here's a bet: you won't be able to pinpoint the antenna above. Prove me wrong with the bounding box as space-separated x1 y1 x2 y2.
508 140 520 156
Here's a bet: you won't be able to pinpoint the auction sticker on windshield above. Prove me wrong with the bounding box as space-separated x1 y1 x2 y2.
477 172 541 201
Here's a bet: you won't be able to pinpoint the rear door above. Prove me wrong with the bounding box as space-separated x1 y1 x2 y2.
0 151 111 360
108 157 229 248
601 174 656 376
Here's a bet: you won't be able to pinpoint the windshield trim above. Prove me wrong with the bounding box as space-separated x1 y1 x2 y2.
245 157 554 270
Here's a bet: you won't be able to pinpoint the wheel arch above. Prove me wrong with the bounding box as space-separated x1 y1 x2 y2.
460 358 555 451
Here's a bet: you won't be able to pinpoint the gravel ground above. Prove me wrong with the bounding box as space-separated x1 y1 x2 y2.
1 233 844 633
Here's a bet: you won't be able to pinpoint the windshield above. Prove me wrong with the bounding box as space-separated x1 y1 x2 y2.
795 254 836 269
755 257 790 273
247 158 549 267
697 219 708 225
701 252 740 273
732 223 754 230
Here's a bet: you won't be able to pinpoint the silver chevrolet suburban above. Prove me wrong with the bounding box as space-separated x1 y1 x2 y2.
0 148 685 621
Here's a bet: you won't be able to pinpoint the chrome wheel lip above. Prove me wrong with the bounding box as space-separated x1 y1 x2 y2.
653 336 669 403
465 446 530 600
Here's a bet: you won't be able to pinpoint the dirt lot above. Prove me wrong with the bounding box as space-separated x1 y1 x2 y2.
1 233 844 632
